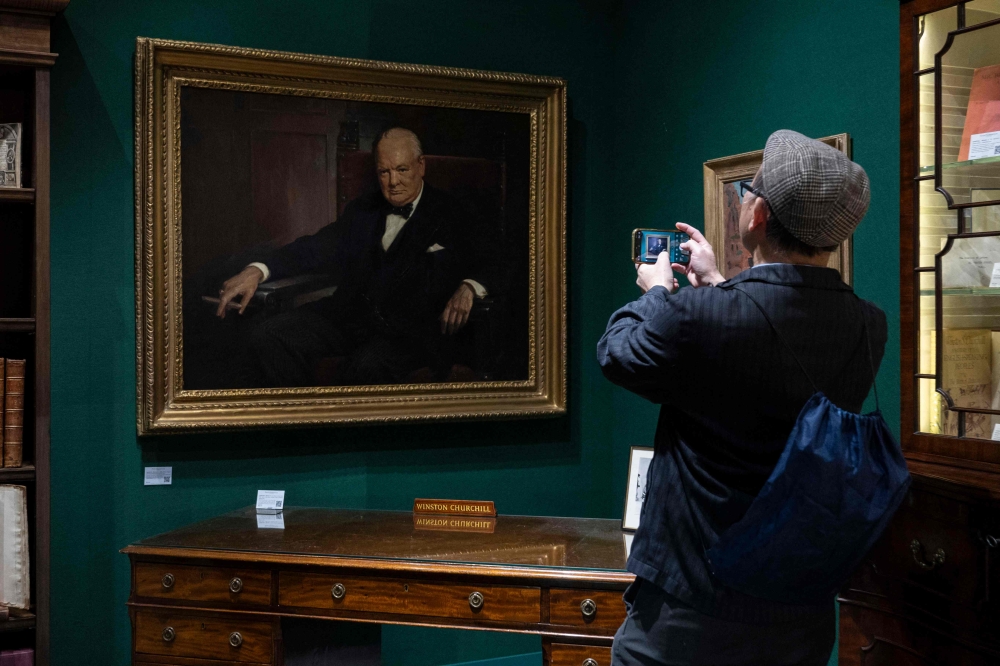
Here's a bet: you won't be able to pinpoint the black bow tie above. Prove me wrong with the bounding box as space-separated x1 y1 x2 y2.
387 202 414 220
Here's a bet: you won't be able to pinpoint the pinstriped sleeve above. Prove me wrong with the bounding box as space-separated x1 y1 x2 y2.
596 285 687 404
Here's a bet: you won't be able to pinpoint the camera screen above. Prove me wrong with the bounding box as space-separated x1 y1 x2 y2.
640 230 689 263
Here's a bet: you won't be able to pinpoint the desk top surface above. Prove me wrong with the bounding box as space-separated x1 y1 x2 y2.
125 507 631 578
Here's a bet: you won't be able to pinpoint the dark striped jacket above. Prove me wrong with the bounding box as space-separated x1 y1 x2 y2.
597 263 887 620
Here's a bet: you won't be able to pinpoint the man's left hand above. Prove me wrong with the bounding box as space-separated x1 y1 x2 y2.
441 282 475 335
636 250 679 294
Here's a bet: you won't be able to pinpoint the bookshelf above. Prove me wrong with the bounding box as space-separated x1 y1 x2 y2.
0 1 67 662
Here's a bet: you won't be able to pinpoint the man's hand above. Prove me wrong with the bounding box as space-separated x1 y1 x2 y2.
672 222 724 288
216 266 264 318
440 282 475 335
636 250 679 294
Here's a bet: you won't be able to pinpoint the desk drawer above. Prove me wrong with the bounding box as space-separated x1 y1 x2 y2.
280 573 541 623
136 563 271 605
549 589 625 632
134 610 274 663
547 643 613 666
865 487 993 617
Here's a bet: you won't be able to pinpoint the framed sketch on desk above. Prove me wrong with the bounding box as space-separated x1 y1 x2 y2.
134 38 566 433
622 446 654 531
702 133 854 284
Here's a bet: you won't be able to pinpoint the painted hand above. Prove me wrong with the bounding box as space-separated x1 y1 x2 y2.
216 266 264 318
440 282 475 335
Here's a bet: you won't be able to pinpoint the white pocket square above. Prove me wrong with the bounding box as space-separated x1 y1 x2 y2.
426 243 446 253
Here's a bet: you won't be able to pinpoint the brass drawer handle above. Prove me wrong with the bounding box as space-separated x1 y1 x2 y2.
331 583 346 600
910 539 946 571
468 591 484 610
162 626 175 642
580 598 597 618
229 631 243 648
229 577 243 593
161 573 174 589
583 659 599 666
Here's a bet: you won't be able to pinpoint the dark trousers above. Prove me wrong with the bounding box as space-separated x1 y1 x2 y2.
611 579 835 666
247 308 421 387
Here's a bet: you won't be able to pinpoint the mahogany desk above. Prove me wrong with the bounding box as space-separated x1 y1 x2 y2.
123 508 634 666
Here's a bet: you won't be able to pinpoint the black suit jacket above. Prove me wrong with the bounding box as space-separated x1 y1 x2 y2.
256 183 489 345
597 264 887 619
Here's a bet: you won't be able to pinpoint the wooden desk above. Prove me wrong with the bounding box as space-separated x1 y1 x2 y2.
123 508 634 665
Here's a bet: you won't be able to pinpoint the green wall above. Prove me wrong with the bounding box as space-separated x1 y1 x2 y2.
47 1 900 664
608 0 902 450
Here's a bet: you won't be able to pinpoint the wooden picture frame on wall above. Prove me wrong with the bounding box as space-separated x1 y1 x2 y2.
702 133 853 284
134 38 566 434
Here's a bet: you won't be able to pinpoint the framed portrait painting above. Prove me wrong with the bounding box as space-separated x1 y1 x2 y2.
135 39 566 433
702 133 853 284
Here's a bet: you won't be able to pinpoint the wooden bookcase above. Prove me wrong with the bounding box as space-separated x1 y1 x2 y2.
0 1 68 663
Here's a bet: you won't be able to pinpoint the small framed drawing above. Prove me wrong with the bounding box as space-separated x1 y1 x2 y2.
703 133 853 284
622 446 654 531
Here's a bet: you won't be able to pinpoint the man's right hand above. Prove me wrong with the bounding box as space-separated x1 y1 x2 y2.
216 266 264 318
672 222 725 288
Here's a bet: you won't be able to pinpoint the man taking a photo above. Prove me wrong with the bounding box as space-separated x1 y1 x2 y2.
597 130 887 665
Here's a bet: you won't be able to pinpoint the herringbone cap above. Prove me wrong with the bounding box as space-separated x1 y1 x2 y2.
759 130 870 247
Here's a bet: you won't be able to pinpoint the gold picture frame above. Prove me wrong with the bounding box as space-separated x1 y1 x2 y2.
702 133 853 285
135 38 566 434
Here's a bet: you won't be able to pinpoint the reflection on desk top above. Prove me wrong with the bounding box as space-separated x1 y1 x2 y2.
123 507 631 578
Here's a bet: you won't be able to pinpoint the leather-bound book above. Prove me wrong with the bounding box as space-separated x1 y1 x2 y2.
3 360 24 468
0 359 4 465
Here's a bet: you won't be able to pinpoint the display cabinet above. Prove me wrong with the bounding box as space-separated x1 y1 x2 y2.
838 1 1000 663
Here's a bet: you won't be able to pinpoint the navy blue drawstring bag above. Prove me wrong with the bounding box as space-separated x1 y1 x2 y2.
705 288 911 605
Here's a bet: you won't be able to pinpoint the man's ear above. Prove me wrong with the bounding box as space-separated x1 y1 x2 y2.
416 155 426 177
748 197 769 234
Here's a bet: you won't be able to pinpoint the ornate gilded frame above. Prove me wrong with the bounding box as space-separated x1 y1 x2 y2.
135 38 567 434
702 133 853 285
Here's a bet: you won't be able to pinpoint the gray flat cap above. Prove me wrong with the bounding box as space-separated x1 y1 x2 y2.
758 130 870 247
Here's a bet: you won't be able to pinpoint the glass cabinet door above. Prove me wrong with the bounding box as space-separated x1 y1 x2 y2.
915 1 1000 440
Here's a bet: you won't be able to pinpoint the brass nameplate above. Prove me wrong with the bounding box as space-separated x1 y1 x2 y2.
413 499 496 517
413 515 497 533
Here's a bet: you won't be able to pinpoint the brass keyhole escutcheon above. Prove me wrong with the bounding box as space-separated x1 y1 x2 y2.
403 584 409 592
229 631 243 648
332 583 347 600
468 591 484 610
162 627 175 642
580 598 597 618
582 659 599 666
161 573 175 589
229 577 243 593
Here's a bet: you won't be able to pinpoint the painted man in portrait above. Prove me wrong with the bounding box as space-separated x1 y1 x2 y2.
212 127 491 387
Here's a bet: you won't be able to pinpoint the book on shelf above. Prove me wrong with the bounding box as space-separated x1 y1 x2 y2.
941 328 992 439
0 485 29 610
0 649 33 666
3 360 24 468
0 359 4 466
958 64 1000 162
0 124 20 189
